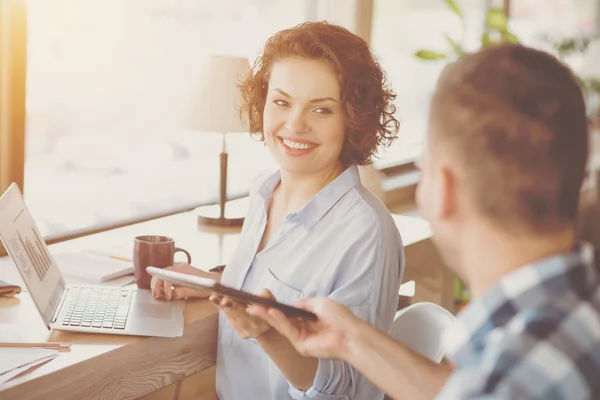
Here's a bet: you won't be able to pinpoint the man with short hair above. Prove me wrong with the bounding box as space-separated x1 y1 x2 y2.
249 44 600 399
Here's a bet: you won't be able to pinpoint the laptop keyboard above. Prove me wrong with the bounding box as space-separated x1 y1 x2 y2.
61 287 132 330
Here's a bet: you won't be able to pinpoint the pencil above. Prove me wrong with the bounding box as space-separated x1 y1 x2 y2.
0 342 71 349
109 255 131 262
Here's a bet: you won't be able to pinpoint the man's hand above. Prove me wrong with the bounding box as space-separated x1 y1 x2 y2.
211 289 275 339
247 297 361 360
151 264 218 300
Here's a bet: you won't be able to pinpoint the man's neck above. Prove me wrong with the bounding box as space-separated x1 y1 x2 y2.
277 163 345 213
459 221 576 299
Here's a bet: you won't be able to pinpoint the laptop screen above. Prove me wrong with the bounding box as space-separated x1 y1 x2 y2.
0 183 65 327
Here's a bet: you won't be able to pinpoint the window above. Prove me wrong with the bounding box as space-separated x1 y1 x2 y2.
508 0 600 86
509 0 598 43
369 0 600 167
370 0 488 168
25 0 311 239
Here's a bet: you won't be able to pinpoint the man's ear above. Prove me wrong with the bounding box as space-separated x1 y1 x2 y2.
435 165 457 221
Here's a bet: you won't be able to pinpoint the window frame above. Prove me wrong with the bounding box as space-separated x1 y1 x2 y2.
0 0 27 257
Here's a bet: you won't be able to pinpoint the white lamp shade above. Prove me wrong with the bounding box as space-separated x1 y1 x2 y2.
185 55 251 133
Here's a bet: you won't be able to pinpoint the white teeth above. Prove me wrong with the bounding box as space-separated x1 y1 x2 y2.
282 138 314 150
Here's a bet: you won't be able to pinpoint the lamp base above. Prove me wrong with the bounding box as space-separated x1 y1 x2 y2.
194 196 248 229
197 214 245 227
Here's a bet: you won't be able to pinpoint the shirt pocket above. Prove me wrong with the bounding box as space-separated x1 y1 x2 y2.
264 268 305 305
219 269 305 347
238 269 306 347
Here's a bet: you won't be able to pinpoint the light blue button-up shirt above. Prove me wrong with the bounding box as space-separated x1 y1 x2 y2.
216 165 405 400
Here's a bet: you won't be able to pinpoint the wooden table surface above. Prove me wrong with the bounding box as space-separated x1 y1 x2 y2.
0 211 237 399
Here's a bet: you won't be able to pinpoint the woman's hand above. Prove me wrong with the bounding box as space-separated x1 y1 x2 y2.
247 297 360 360
211 289 275 339
151 264 220 300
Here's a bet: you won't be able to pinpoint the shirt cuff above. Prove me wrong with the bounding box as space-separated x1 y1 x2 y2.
288 385 349 400
287 358 352 400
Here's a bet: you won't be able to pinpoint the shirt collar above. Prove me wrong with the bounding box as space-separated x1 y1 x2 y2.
255 165 361 229
443 242 596 360
256 170 281 205
296 165 361 229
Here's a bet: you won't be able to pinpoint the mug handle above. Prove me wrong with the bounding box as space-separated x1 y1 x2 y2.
174 248 192 264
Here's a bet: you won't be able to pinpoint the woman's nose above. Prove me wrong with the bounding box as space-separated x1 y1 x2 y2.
284 110 309 134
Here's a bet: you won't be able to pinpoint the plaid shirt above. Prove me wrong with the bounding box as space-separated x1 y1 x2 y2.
436 243 600 399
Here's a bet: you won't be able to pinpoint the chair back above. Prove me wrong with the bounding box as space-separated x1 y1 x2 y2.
389 302 456 363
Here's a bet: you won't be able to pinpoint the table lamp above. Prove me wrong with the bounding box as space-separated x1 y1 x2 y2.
184 55 251 227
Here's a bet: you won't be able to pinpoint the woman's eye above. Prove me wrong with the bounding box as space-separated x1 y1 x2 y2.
274 100 289 107
314 108 332 115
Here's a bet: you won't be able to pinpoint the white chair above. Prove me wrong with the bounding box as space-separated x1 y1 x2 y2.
389 302 456 363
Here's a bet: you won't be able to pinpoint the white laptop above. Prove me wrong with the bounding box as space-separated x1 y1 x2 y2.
0 183 185 337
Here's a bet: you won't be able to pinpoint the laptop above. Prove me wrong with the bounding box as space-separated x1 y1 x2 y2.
0 183 185 337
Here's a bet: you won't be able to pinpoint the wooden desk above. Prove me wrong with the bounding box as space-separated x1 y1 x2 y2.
1 211 235 400
0 210 451 399
1 295 218 400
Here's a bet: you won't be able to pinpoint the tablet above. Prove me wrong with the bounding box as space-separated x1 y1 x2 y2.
146 266 317 321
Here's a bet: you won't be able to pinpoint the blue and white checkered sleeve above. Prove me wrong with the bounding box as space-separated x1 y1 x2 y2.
435 361 532 399
437 312 596 399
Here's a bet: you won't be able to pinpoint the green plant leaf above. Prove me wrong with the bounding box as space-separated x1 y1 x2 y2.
414 50 447 60
501 30 519 44
585 78 600 94
481 32 492 47
486 8 508 32
444 33 465 56
444 0 463 20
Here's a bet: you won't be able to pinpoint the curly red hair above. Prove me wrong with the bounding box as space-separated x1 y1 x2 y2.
239 21 399 166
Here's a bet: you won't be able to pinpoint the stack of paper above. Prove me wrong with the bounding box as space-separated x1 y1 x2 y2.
0 348 58 385
51 251 134 286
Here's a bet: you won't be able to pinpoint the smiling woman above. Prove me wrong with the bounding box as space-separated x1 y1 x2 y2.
152 21 406 400
262 58 347 176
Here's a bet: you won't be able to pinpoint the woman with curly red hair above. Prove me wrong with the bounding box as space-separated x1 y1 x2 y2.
153 21 404 400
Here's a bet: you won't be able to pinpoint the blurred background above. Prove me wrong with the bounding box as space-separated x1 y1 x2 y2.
9 0 599 239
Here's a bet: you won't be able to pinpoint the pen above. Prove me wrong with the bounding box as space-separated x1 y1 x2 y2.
109 255 131 262
0 342 71 350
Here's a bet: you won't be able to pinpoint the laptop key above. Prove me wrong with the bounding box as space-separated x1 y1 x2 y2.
116 305 129 317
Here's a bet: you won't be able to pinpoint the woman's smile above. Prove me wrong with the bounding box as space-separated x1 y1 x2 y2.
278 136 318 156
